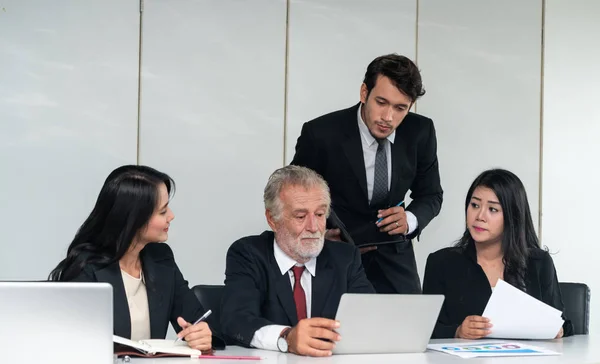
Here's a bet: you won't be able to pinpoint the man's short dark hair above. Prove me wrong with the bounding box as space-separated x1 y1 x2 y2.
363 54 426 102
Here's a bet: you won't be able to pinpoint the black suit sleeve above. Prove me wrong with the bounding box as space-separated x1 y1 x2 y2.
347 246 376 293
161 246 226 349
539 252 574 337
221 241 273 347
406 119 443 237
422 253 458 339
290 122 322 174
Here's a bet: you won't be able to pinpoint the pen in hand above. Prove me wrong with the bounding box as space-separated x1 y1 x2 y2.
175 309 212 343
376 201 404 224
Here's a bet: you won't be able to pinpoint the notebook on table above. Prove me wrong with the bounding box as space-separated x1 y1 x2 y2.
114 335 204 358
114 336 263 360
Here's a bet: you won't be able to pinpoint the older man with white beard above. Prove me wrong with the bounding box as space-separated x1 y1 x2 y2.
221 165 375 357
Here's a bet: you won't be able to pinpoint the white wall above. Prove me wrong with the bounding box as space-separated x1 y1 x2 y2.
138 0 286 285
542 0 600 335
285 0 416 161
0 0 139 279
414 0 543 280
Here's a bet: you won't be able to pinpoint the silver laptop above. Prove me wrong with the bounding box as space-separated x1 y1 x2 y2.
0 281 113 364
332 293 444 354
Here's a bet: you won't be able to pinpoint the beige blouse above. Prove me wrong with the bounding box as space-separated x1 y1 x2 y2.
121 269 151 341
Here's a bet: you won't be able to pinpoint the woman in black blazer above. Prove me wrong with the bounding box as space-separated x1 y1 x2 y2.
49 165 224 350
423 169 573 339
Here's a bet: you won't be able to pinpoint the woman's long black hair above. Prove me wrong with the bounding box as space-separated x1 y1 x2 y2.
49 165 174 281
455 169 541 291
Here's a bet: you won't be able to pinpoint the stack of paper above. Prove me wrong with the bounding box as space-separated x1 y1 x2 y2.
427 341 561 359
482 279 564 339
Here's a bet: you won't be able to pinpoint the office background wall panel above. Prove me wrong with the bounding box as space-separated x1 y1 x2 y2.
415 0 543 279
285 0 417 163
542 0 600 335
0 0 139 279
139 0 287 285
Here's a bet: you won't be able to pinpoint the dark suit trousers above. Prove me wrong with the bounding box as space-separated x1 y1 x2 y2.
360 240 421 294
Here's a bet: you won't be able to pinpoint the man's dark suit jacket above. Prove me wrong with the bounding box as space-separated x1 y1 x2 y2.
423 241 574 338
69 243 225 348
220 230 375 347
291 103 443 293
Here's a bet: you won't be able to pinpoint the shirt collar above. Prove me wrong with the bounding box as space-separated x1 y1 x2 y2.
273 238 316 277
357 104 396 146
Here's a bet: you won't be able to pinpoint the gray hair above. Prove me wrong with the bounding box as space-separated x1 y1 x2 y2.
264 165 331 221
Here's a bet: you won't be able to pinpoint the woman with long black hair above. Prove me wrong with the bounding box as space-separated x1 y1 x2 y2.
50 165 224 350
423 169 573 339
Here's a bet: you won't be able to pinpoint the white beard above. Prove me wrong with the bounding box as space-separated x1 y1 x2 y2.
278 229 324 260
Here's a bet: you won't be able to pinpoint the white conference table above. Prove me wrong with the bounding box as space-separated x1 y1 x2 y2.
125 335 599 364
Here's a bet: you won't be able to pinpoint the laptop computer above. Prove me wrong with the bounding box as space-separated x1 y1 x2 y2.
332 293 444 354
0 281 113 364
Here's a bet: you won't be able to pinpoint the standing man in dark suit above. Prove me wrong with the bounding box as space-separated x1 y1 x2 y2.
221 165 374 357
291 54 443 294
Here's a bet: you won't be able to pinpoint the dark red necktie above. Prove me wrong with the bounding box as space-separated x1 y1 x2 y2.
291 266 307 321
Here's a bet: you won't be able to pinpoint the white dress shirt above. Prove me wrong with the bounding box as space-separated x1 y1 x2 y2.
357 106 418 234
249 240 316 351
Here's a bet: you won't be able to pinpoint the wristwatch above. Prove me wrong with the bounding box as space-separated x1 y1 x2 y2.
277 327 292 353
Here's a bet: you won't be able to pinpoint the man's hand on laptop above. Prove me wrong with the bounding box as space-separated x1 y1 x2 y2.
286 318 341 357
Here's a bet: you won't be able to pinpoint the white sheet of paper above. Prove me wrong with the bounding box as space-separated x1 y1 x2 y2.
482 279 564 339
141 339 202 356
427 341 561 358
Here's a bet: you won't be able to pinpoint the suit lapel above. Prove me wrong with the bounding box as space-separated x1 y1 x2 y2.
95 262 131 338
342 104 368 200
142 253 174 339
275 273 299 326
311 250 336 318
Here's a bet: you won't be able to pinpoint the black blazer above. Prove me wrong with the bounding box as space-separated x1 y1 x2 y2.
291 103 443 242
69 243 225 348
220 231 375 347
422 242 574 338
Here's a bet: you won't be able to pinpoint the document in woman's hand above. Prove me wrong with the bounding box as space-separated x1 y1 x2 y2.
482 279 564 339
